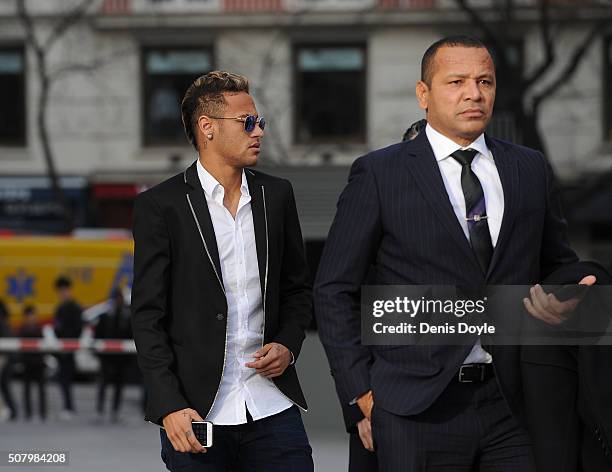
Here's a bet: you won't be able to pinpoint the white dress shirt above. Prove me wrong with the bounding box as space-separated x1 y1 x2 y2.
197 160 293 425
425 124 505 364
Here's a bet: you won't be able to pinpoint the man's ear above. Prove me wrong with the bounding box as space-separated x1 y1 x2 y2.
416 81 429 111
196 115 214 137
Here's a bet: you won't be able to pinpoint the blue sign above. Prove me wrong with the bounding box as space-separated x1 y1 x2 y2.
6 269 35 302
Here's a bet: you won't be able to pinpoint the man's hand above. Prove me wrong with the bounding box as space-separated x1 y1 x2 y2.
523 275 596 325
356 390 373 420
245 343 292 378
162 408 207 453
357 417 374 452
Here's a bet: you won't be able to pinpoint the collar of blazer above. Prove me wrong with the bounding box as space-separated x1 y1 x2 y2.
183 161 269 305
402 132 520 280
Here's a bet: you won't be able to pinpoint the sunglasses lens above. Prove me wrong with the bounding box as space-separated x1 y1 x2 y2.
259 117 266 130
244 115 256 133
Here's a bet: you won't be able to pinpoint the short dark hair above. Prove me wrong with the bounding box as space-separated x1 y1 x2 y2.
54 275 72 290
181 70 250 150
421 36 491 86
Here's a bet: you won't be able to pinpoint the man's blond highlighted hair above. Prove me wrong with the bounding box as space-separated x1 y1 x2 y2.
181 70 250 150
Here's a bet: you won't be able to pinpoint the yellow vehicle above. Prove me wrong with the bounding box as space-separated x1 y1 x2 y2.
0 235 133 328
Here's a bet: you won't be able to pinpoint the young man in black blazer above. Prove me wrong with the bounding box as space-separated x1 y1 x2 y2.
132 71 313 471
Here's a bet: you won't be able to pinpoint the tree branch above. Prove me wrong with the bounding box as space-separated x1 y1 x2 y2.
45 0 98 51
16 0 44 59
48 46 134 84
454 0 511 73
523 0 555 90
532 18 609 111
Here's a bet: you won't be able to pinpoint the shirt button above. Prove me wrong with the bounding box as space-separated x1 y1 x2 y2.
216 313 225 321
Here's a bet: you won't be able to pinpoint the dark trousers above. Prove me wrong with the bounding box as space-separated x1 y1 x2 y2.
0 357 17 419
160 405 313 472
55 354 76 412
372 377 535 472
22 366 46 420
349 432 378 472
580 424 612 472
96 357 127 415
523 358 612 472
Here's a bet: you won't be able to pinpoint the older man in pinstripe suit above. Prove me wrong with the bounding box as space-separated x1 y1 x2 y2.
315 36 586 471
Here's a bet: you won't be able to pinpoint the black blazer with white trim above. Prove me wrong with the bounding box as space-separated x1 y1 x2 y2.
131 161 311 426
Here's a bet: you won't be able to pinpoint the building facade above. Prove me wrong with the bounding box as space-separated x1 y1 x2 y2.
0 0 611 257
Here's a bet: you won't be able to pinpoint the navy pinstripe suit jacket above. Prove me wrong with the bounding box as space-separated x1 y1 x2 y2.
314 131 578 422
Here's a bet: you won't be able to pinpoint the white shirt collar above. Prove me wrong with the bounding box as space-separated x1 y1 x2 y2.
425 123 491 163
196 160 250 203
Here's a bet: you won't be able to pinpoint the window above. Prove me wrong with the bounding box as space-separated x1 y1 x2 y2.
294 45 366 144
0 47 26 146
142 47 213 146
605 37 612 141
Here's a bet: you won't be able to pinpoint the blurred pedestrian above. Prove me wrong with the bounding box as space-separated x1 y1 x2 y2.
53 276 83 420
94 289 132 422
401 118 427 142
18 305 47 422
343 119 427 472
0 298 17 421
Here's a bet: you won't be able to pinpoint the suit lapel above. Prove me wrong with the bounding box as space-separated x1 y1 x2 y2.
245 169 268 303
485 136 519 280
183 161 225 294
404 132 482 274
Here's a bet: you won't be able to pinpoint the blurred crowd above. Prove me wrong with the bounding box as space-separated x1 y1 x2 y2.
0 277 141 424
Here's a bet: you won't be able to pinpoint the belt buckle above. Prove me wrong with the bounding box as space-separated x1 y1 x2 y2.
458 365 473 383
458 364 485 383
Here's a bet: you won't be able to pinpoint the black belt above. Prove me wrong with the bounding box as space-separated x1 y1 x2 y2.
454 363 494 383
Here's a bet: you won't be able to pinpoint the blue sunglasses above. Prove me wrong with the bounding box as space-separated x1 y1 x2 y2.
209 114 266 133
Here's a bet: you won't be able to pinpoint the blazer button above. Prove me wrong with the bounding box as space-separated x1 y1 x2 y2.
216 313 225 321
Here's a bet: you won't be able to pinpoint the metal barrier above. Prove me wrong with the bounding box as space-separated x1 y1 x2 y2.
0 338 137 354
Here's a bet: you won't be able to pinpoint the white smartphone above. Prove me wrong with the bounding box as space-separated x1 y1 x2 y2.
191 421 213 448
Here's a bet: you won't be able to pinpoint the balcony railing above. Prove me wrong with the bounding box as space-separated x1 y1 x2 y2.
98 0 601 17
100 0 439 14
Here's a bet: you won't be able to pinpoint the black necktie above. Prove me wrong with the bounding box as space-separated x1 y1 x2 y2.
450 149 494 274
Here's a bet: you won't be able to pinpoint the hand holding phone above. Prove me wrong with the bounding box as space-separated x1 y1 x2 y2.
162 408 208 453
523 276 596 326
553 284 591 302
192 421 214 448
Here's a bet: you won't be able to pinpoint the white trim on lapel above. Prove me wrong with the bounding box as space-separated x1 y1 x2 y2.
185 168 226 295
261 185 269 318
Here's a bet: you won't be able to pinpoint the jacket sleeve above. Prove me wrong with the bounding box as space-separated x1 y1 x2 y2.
342 402 367 434
131 192 189 425
539 154 579 279
273 181 313 362
314 156 381 405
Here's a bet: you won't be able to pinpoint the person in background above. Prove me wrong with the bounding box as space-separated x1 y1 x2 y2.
401 119 428 142
0 298 17 421
53 276 83 420
94 289 132 423
342 118 429 472
18 305 47 422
